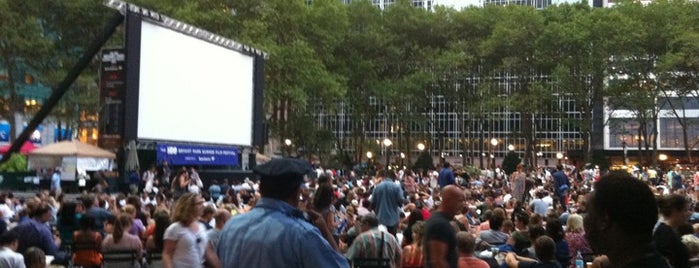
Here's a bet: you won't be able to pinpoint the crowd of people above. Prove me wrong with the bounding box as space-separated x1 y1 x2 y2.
0 159 698 268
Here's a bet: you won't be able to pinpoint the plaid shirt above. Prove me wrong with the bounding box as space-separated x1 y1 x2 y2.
346 228 402 268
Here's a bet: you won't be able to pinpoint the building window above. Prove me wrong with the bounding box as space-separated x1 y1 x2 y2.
659 118 699 149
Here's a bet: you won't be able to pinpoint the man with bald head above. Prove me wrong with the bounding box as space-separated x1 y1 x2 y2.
423 185 466 268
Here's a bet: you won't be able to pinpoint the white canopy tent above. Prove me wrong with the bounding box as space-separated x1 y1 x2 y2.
27 141 116 180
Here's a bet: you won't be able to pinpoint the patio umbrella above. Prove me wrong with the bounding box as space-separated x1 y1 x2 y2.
125 140 140 171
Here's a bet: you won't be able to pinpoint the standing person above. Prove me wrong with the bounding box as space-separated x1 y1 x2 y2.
143 165 156 195
0 230 24 268
51 168 61 195
552 165 570 210
693 166 699 202
162 193 221 268
188 167 203 194
438 162 456 189
511 164 526 202
208 180 222 203
158 161 171 188
370 170 405 236
654 194 691 268
424 185 466 268
672 165 685 193
346 213 402 268
170 169 190 200
584 171 671 268
216 158 349 268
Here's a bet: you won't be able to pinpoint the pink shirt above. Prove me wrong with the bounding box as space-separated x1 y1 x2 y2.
458 256 490 268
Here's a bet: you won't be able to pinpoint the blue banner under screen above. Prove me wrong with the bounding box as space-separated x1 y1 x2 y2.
156 143 239 166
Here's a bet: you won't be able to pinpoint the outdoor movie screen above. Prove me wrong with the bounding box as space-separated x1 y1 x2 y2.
134 19 255 146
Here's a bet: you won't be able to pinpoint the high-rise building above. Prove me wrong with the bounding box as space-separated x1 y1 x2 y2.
310 71 587 168
483 0 552 9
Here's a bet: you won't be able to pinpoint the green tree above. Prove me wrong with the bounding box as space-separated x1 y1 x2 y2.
609 0 679 166
502 151 521 175
479 5 545 168
657 1 699 163
0 0 51 141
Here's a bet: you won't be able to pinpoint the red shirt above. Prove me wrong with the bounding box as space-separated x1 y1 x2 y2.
458 256 490 268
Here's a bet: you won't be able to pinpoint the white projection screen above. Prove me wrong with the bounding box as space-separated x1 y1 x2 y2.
135 20 254 146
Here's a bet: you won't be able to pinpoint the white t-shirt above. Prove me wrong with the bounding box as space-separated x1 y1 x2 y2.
164 222 208 267
0 204 14 224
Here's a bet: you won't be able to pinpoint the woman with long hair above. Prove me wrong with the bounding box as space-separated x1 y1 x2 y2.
401 208 424 247
312 183 338 244
402 220 425 268
72 216 102 268
162 193 221 268
146 209 171 252
170 168 190 200
57 201 81 246
102 214 143 260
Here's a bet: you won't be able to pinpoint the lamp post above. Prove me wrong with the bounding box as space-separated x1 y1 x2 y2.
490 138 498 169
400 152 406 167
556 152 564 165
366 151 373 170
284 139 292 157
383 138 392 169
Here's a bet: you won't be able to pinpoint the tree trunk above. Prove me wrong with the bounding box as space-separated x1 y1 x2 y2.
522 111 534 169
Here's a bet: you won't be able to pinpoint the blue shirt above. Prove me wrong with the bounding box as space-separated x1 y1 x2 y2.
84 207 113 236
217 197 349 268
15 218 59 255
552 170 570 196
370 180 404 227
209 184 222 201
51 172 61 190
437 168 455 188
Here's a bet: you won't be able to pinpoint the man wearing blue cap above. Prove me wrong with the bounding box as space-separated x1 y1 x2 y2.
217 158 349 267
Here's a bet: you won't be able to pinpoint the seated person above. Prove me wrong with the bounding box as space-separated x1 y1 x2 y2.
102 214 143 263
505 236 562 268
477 212 509 249
457 231 489 268
23 247 46 268
73 216 102 268
146 209 170 253
14 203 68 265
0 230 24 267
520 226 547 260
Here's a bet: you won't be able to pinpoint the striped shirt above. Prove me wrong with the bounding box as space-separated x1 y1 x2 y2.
346 228 402 268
